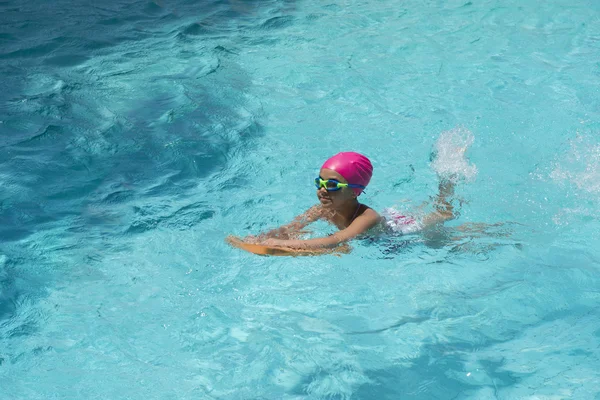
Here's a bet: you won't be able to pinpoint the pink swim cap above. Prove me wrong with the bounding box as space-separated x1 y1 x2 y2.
321 152 373 196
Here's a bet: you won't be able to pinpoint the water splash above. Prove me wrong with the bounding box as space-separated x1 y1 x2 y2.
550 134 600 194
430 127 477 183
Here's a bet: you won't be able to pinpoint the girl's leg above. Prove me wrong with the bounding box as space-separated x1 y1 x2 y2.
421 177 456 226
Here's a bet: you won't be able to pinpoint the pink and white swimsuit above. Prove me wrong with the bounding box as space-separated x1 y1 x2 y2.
382 208 422 235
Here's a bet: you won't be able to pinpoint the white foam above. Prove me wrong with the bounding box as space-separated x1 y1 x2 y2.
431 127 478 183
550 134 600 194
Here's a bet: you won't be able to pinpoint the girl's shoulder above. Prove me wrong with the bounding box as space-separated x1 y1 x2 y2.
357 203 381 219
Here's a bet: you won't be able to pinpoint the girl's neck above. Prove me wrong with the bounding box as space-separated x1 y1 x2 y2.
335 199 361 221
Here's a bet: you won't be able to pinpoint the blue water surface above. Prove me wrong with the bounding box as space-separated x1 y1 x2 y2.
1 0 600 399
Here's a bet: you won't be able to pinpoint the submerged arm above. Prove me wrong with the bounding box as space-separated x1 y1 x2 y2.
253 205 323 241
263 208 381 250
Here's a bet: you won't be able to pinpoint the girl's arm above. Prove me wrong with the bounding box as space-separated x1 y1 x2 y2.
263 208 381 250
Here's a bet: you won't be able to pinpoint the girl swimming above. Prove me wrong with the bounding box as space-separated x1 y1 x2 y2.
239 151 459 253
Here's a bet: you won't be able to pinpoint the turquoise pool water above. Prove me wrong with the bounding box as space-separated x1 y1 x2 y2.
1 0 600 398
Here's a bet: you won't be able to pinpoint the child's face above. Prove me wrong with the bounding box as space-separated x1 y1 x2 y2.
316 168 356 208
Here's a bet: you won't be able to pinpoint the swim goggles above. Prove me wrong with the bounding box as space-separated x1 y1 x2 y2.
314 177 365 192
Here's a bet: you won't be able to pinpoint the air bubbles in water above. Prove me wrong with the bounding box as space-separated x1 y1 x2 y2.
431 127 477 183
